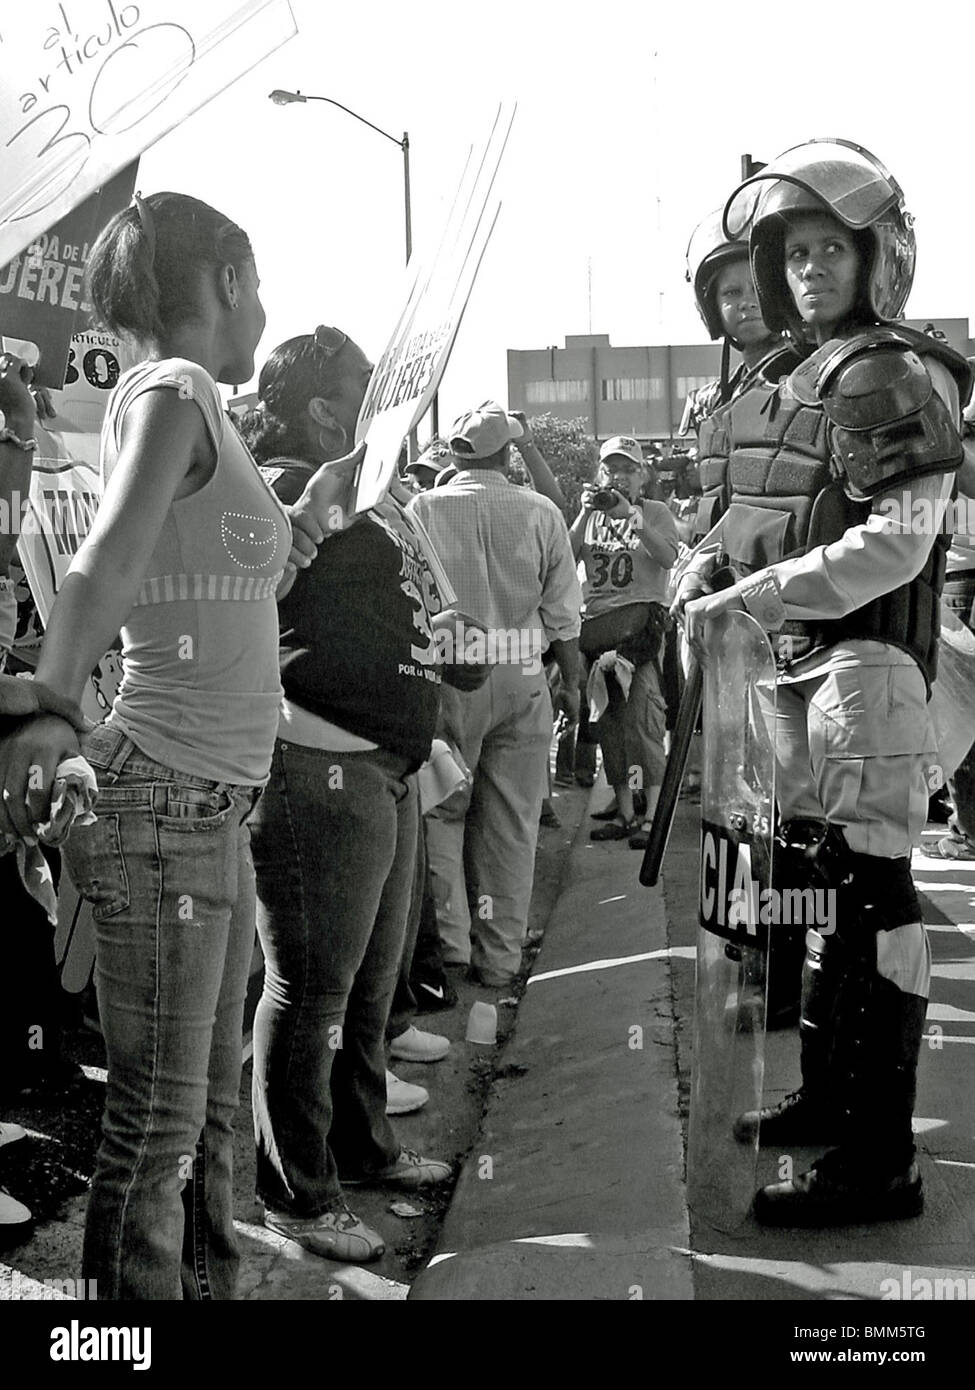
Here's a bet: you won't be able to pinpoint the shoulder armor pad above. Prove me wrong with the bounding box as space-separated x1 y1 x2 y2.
816 331 963 500
883 323 974 408
782 336 846 405
819 332 933 431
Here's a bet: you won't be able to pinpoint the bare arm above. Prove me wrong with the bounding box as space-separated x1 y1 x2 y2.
633 500 680 569
0 388 208 837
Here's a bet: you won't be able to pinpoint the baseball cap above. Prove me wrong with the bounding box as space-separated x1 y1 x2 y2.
599 435 644 469
449 401 525 459
404 440 452 476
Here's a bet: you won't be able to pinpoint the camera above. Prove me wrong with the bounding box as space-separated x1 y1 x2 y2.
591 487 621 511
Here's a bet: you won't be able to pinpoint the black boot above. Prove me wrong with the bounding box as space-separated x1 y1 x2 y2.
752 1151 923 1227
755 951 928 1226
734 926 843 1145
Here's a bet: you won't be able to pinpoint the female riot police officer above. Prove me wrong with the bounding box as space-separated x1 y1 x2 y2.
677 140 972 1226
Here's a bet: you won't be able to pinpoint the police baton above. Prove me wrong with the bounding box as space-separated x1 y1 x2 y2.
639 657 701 887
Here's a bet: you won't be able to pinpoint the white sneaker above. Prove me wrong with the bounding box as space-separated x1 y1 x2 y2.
385 1069 428 1116
389 1025 450 1063
0 1122 27 1150
264 1202 385 1262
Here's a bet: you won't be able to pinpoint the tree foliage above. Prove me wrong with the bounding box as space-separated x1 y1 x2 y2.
511 413 598 521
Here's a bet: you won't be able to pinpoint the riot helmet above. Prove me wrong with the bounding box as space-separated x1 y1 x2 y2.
686 208 753 343
722 139 915 339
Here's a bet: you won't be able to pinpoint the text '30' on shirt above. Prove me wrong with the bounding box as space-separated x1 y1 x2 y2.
579 499 679 618
407 469 581 652
260 459 443 767
98 359 291 785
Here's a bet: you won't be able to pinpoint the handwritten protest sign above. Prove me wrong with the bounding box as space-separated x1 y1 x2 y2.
0 0 297 269
0 161 137 387
352 104 517 514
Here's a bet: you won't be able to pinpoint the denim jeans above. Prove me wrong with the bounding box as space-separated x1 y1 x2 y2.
61 723 261 1301
249 739 417 1215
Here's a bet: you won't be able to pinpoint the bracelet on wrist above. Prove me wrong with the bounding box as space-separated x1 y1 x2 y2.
0 427 37 452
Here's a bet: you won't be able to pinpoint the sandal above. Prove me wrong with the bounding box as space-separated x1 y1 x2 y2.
590 817 638 842
628 822 653 850
922 835 975 861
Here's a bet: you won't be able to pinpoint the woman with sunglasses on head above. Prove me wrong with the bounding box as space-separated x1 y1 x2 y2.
239 327 465 1263
676 141 972 1226
0 194 296 1298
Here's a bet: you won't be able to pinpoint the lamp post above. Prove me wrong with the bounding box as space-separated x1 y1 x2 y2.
269 89 411 266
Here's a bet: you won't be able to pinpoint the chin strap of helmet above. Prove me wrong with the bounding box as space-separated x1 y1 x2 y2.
718 336 732 406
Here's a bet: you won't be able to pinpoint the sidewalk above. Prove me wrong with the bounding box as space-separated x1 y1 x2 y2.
411 781 692 1300
412 795 975 1301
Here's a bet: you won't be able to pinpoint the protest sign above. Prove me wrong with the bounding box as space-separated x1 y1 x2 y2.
0 0 297 269
352 104 516 514
0 161 137 388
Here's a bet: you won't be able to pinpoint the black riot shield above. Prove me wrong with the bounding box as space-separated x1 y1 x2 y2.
687 609 777 1232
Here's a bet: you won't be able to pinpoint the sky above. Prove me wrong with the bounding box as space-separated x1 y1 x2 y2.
135 0 975 427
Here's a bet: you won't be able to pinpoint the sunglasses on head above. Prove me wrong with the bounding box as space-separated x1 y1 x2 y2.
312 325 348 360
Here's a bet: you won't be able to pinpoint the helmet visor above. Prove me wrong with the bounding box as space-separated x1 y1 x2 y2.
724 139 904 239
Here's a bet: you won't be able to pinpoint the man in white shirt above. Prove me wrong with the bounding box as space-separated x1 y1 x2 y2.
409 402 582 988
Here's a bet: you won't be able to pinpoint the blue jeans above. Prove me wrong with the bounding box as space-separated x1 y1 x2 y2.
62 723 261 1301
249 739 417 1215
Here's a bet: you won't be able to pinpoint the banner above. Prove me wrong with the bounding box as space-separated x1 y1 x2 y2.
0 0 297 269
352 104 517 513
0 161 137 387
8 331 132 991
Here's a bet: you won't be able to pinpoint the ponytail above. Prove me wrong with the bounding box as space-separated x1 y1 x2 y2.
85 192 253 342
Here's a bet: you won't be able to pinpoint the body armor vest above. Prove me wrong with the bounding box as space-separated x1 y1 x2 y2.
711 326 972 688
693 344 802 541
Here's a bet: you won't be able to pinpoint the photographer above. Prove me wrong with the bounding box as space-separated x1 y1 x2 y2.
570 437 679 848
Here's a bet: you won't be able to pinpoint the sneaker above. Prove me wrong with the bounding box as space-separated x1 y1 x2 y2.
0 1122 27 1150
412 977 458 1013
343 1147 452 1190
0 1190 33 1251
389 1025 450 1064
590 800 620 821
753 1153 923 1228
733 1089 838 1146
385 1069 428 1116
264 1202 385 1262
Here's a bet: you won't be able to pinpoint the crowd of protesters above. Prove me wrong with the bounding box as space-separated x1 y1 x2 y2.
1 131 974 1292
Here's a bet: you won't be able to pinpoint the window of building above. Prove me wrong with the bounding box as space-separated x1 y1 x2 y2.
524 379 590 405
676 375 716 398
600 377 664 402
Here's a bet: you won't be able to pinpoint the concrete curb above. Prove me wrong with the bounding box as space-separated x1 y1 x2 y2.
410 789 692 1300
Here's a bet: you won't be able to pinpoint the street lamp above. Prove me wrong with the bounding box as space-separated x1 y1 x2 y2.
268 89 411 266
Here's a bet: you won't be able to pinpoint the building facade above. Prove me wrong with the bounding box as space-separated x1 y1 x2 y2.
508 320 974 452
